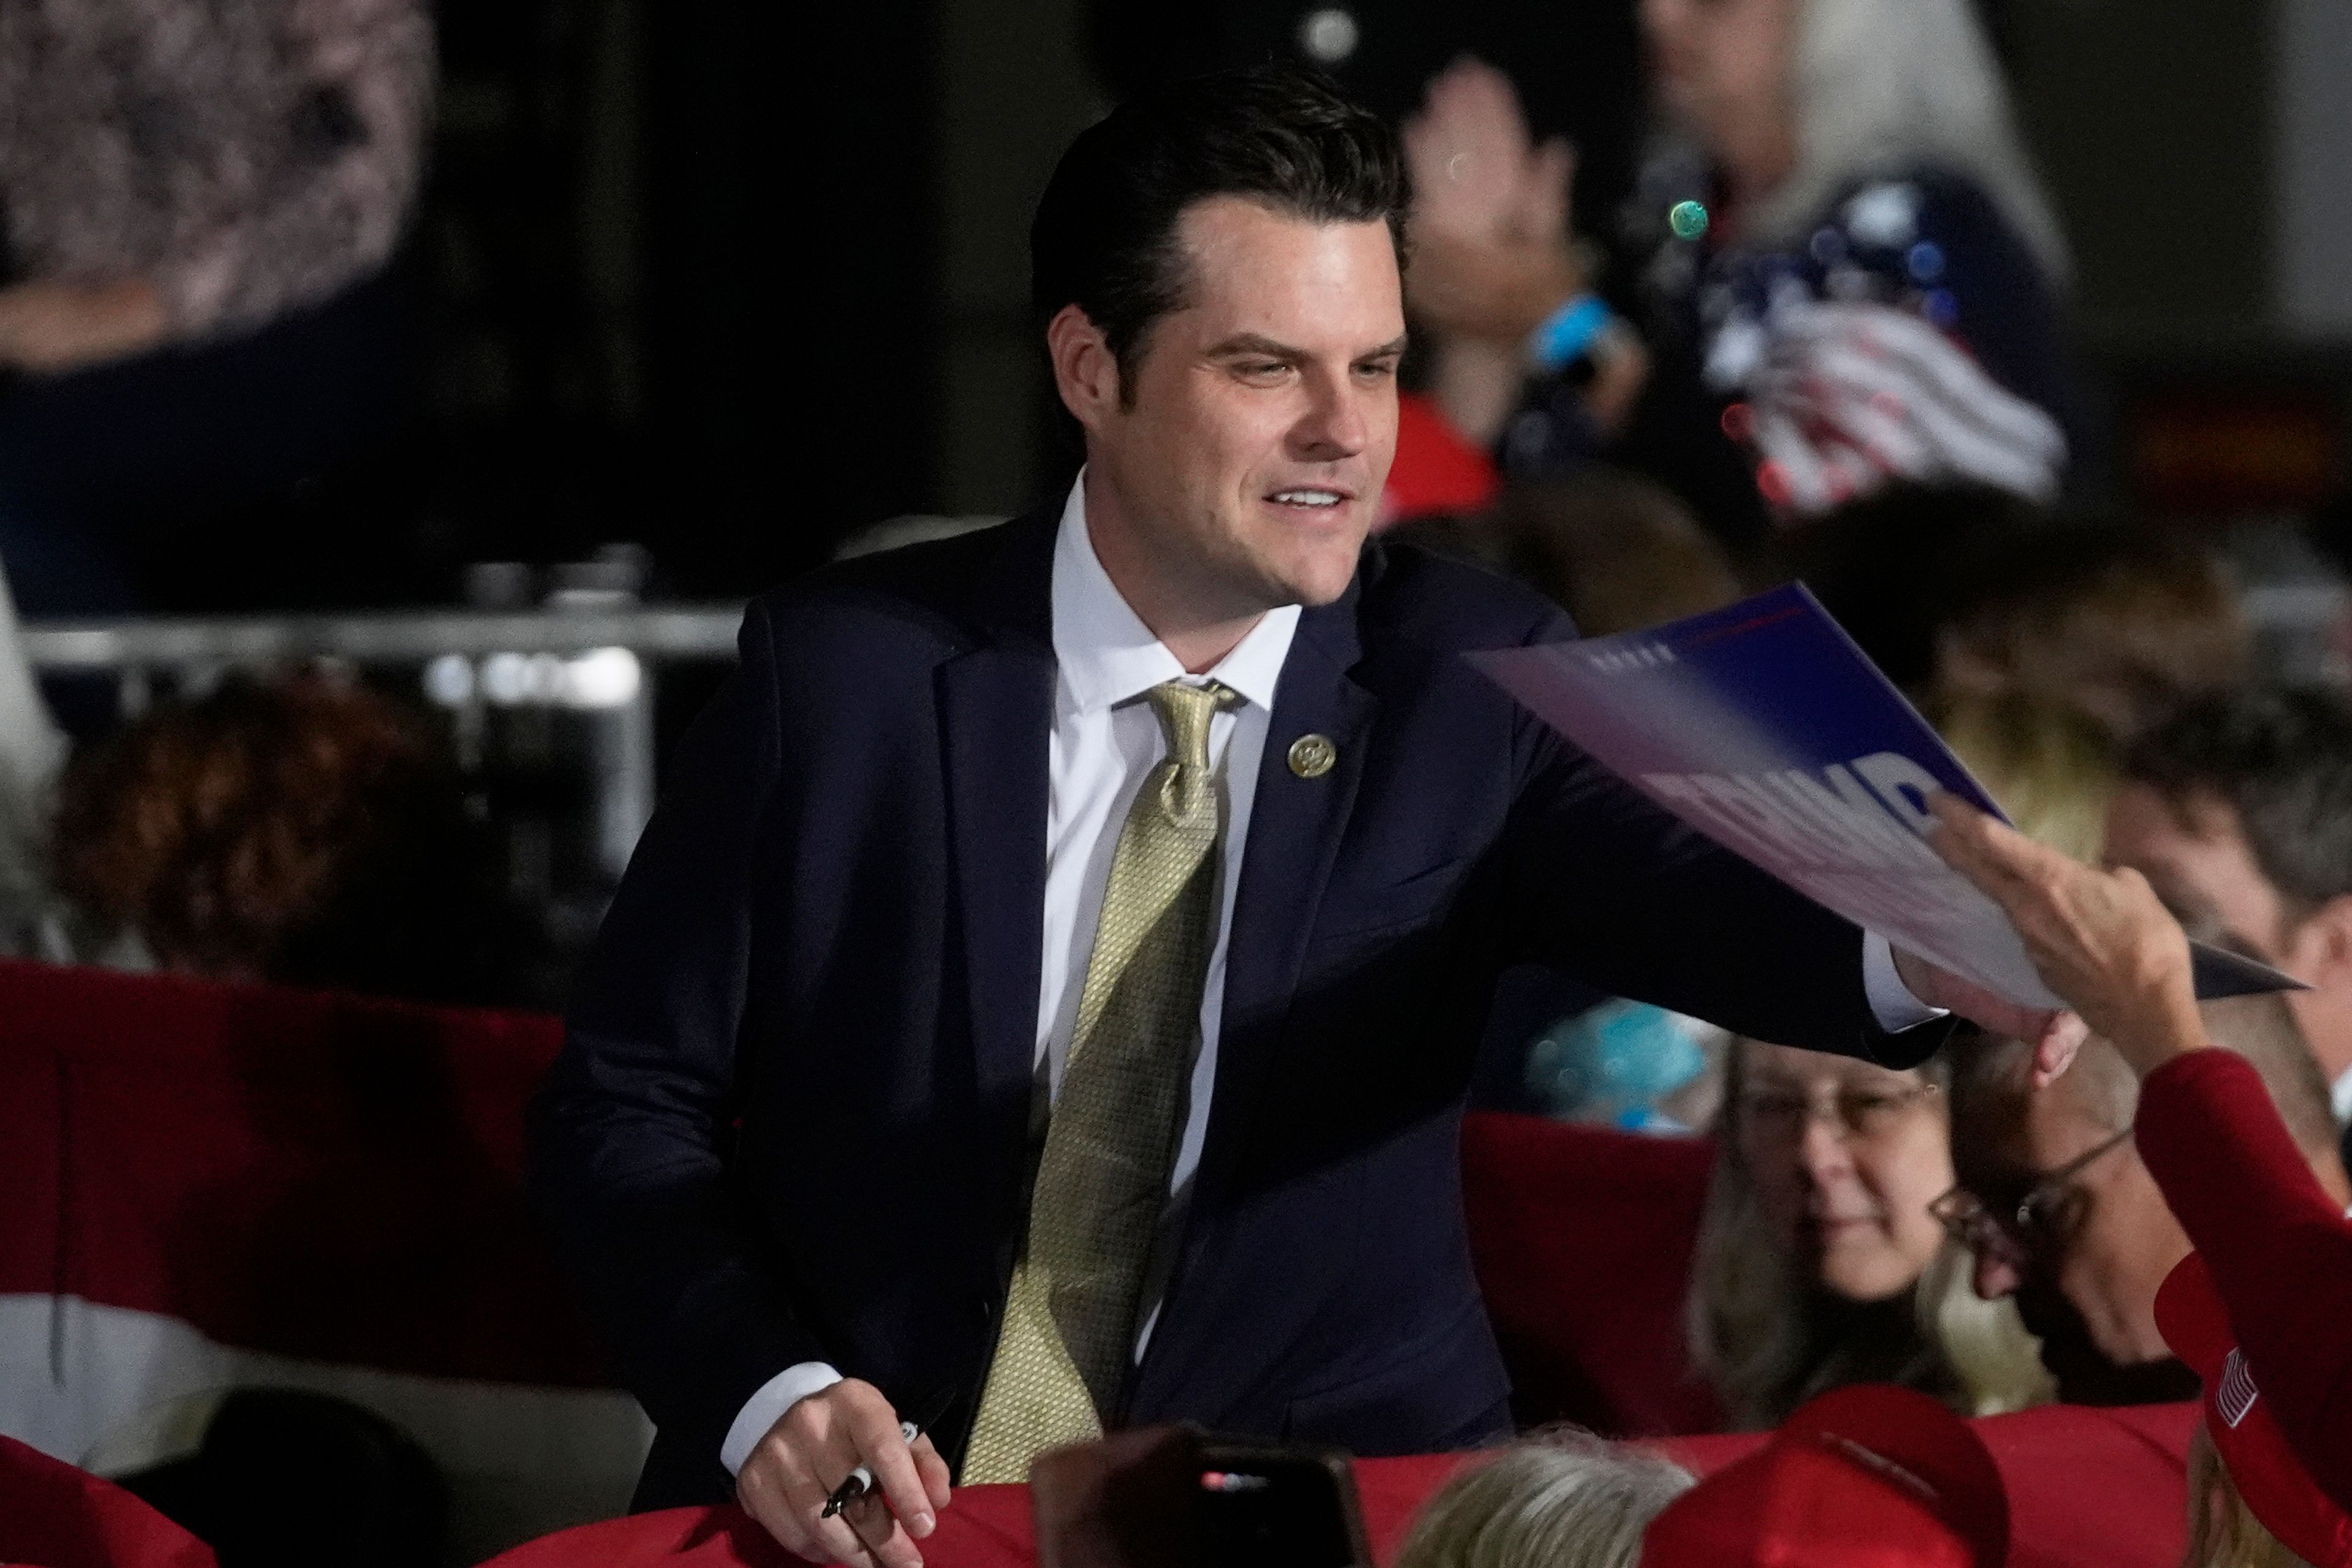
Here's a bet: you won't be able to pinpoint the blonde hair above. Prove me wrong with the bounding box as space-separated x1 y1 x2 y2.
1390 1431 1694 1568
2186 1423 2314 1568
1933 692 2117 862
1751 0 2069 282
1685 1042 2053 1428
1913 1231 2057 1416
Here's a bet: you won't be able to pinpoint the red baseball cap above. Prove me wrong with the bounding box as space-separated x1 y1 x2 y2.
2155 1253 2352 1568
1642 1385 2008 1568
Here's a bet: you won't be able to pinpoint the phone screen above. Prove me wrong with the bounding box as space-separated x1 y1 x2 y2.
1191 1444 1370 1568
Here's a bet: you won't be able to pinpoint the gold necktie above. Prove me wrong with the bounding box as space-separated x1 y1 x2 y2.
962 680 1235 1483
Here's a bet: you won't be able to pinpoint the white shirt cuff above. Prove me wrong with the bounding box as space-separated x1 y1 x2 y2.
1863 932 1947 1034
722 1362 844 1477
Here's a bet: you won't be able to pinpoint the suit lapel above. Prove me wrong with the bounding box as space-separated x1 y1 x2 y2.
938 513 1059 1126
1194 593 1376 1203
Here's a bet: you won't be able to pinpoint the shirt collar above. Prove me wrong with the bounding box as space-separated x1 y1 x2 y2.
1050 472 1300 715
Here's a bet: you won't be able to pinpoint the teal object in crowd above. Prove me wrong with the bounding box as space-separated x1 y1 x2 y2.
1526 999 1711 1131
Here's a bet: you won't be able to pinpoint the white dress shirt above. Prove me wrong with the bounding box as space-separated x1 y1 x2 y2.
720 475 1939 1474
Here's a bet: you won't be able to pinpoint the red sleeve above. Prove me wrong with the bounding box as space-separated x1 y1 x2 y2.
2135 1049 2352 1511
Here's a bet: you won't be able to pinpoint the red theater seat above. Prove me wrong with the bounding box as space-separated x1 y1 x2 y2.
1460 1112 1724 1435
0 957 601 1386
0 1434 218 1568
0 959 638 1561
478 1403 2198 1568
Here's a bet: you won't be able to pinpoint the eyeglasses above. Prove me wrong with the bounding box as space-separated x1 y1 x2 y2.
1733 1080 1942 1146
1929 1126 2136 1268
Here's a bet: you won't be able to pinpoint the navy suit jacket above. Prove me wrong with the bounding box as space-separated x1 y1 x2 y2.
529 508 1942 1507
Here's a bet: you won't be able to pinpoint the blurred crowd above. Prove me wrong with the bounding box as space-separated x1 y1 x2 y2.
4 0 2352 1565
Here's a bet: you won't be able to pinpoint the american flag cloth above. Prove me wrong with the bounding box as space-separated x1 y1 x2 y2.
1694 178 2068 521
2217 1346 2261 1430
1727 296 2067 518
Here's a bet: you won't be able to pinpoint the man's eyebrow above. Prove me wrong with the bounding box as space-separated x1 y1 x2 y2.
1202 333 1412 361
1203 333 1305 359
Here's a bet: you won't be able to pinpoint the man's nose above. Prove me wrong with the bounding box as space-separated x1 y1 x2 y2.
1973 1248 2023 1300
1291 373 1371 461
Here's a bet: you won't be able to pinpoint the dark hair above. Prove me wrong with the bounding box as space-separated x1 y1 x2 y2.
53 670 524 1004
1030 64 1408 394
1782 491 2247 741
1931 521 2247 742
1779 483 2044 692
2123 687 2352 913
1489 472 1746 637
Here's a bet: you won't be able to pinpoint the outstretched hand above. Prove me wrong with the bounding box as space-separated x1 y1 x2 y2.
1891 944 2086 1088
1916 792 2207 1079
1402 57 1566 244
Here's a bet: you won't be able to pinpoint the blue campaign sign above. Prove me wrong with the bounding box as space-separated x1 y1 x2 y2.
1471 582 2292 1010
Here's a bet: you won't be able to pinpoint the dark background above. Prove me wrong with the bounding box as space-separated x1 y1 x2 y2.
72 0 2350 613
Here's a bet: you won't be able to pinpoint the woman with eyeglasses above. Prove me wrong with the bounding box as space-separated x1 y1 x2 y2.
1686 1036 2052 1428
1690 695 2111 1429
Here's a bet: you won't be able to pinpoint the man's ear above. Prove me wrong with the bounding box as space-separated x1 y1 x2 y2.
2285 895 2352 985
1046 304 1121 434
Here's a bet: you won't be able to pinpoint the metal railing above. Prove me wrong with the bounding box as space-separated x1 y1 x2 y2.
18 603 746 673
21 602 748 887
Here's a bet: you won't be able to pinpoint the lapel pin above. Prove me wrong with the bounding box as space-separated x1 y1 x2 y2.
1287 733 1336 778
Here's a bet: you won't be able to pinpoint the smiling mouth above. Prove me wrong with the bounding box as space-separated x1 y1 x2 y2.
1809 1213 1884 1235
1266 488 1351 511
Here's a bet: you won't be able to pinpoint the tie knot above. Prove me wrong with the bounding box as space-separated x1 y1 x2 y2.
1146 680 1234 772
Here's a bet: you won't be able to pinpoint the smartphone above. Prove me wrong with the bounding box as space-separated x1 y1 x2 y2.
1193 1439 1373 1568
1031 1425 1373 1568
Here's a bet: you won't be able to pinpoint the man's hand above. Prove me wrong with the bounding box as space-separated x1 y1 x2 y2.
1918 793 2206 1079
0 281 170 375
735 1379 952 1567
1891 943 2086 1087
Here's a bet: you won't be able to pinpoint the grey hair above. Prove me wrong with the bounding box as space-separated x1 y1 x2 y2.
1749 0 2070 283
1389 1431 1694 1568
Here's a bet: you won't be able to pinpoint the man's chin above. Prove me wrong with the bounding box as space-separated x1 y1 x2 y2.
1265 549 1365 610
2018 1284 2201 1406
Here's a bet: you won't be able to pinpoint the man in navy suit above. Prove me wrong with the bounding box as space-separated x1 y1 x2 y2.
530 66 2071 1567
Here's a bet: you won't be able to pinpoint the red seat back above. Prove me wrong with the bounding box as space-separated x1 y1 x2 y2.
1460 1112 1724 1436
0 957 603 1385
0 1434 218 1568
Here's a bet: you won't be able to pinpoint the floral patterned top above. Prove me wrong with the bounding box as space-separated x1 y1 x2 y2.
0 0 431 342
